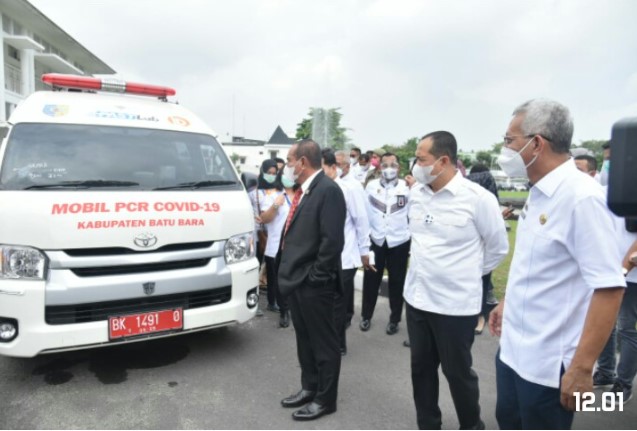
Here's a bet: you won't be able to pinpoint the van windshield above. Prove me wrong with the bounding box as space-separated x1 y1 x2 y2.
0 123 241 191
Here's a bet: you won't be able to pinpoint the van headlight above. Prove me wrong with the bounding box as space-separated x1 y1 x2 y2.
224 233 256 265
0 245 47 280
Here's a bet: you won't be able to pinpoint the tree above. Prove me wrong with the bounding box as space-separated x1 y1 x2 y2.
475 150 493 167
459 155 473 171
295 107 350 149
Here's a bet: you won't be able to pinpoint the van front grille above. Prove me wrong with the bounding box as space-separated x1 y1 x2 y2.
70 258 211 277
45 286 232 324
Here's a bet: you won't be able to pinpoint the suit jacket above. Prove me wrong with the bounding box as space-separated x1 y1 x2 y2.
277 171 346 297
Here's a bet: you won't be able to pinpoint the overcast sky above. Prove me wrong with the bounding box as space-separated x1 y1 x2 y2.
31 0 637 151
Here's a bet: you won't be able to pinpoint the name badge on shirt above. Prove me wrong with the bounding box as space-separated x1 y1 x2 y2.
397 195 406 208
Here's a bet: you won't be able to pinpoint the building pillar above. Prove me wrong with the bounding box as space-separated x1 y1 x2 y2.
20 48 34 96
0 14 7 120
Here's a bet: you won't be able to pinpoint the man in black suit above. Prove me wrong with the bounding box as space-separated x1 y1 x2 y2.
277 139 346 421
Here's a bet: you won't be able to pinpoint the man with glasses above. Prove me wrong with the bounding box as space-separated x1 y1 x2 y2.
360 152 411 336
490 98 626 429
349 147 361 168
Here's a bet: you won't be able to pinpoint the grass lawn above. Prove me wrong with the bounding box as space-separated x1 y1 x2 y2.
499 191 529 199
492 219 517 300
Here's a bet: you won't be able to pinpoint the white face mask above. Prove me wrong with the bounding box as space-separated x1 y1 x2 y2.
497 137 538 179
412 158 442 184
283 161 299 184
336 167 343 178
350 157 357 165
382 167 398 181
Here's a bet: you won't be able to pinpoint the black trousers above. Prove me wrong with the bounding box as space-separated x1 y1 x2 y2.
288 282 342 406
406 303 481 430
479 272 494 319
361 240 410 323
339 268 358 349
265 256 288 314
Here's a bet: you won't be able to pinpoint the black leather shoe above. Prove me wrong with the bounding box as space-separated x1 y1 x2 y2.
279 312 290 328
340 346 347 356
281 389 316 408
403 339 411 348
292 401 336 421
359 319 371 331
386 322 399 335
267 303 280 313
461 419 485 430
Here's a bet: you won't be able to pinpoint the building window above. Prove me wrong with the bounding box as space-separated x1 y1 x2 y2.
7 45 19 61
270 150 278 159
240 157 246 164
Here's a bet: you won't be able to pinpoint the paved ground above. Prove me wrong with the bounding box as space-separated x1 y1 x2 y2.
0 276 635 429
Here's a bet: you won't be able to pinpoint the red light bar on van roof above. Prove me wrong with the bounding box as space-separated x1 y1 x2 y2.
41 74 176 97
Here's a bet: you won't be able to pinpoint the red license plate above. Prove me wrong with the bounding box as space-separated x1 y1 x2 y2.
108 308 183 340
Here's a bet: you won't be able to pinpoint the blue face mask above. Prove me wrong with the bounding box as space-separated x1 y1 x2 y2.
263 173 276 184
281 176 295 189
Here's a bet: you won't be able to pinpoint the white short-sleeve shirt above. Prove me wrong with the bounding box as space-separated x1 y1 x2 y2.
500 161 627 388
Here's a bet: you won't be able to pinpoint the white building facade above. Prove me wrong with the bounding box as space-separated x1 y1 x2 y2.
0 0 114 120
222 125 294 175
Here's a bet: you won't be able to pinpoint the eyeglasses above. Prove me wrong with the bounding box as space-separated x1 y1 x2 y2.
380 163 399 169
503 134 552 146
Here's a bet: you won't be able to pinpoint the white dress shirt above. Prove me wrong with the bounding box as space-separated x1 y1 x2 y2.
260 190 291 258
353 165 374 184
248 187 279 233
335 177 371 269
403 172 509 316
500 161 627 388
365 178 411 248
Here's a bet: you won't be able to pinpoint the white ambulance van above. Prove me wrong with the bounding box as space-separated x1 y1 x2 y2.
0 74 259 357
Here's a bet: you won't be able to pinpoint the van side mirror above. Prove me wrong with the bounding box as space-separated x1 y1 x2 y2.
241 172 257 191
608 117 637 217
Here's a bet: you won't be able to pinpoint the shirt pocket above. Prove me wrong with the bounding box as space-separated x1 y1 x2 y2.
437 215 473 246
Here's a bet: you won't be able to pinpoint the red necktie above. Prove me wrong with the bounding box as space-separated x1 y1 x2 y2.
283 188 303 237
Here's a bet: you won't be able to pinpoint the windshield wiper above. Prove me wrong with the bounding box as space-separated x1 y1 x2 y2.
24 180 140 190
154 180 238 190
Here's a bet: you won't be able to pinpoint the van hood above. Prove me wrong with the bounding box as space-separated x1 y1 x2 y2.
0 191 254 250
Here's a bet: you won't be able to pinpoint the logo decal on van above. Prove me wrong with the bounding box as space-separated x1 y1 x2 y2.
143 282 156 295
168 116 190 127
43 105 69 117
134 232 158 248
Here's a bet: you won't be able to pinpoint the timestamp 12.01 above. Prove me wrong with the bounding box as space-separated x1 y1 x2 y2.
574 391 623 412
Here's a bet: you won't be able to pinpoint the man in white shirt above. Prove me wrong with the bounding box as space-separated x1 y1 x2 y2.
334 150 372 329
353 154 373 185
405 131 509 430
573 154 598 179
322 149 372 355
490 98 626 429
361 152 411 336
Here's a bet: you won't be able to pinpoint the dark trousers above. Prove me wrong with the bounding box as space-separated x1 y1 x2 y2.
265 256 288 314
339 268 358 349
362 240 410 323
479 272 495 319
495 352 574 430
288 282 342 406
406 303 481 430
